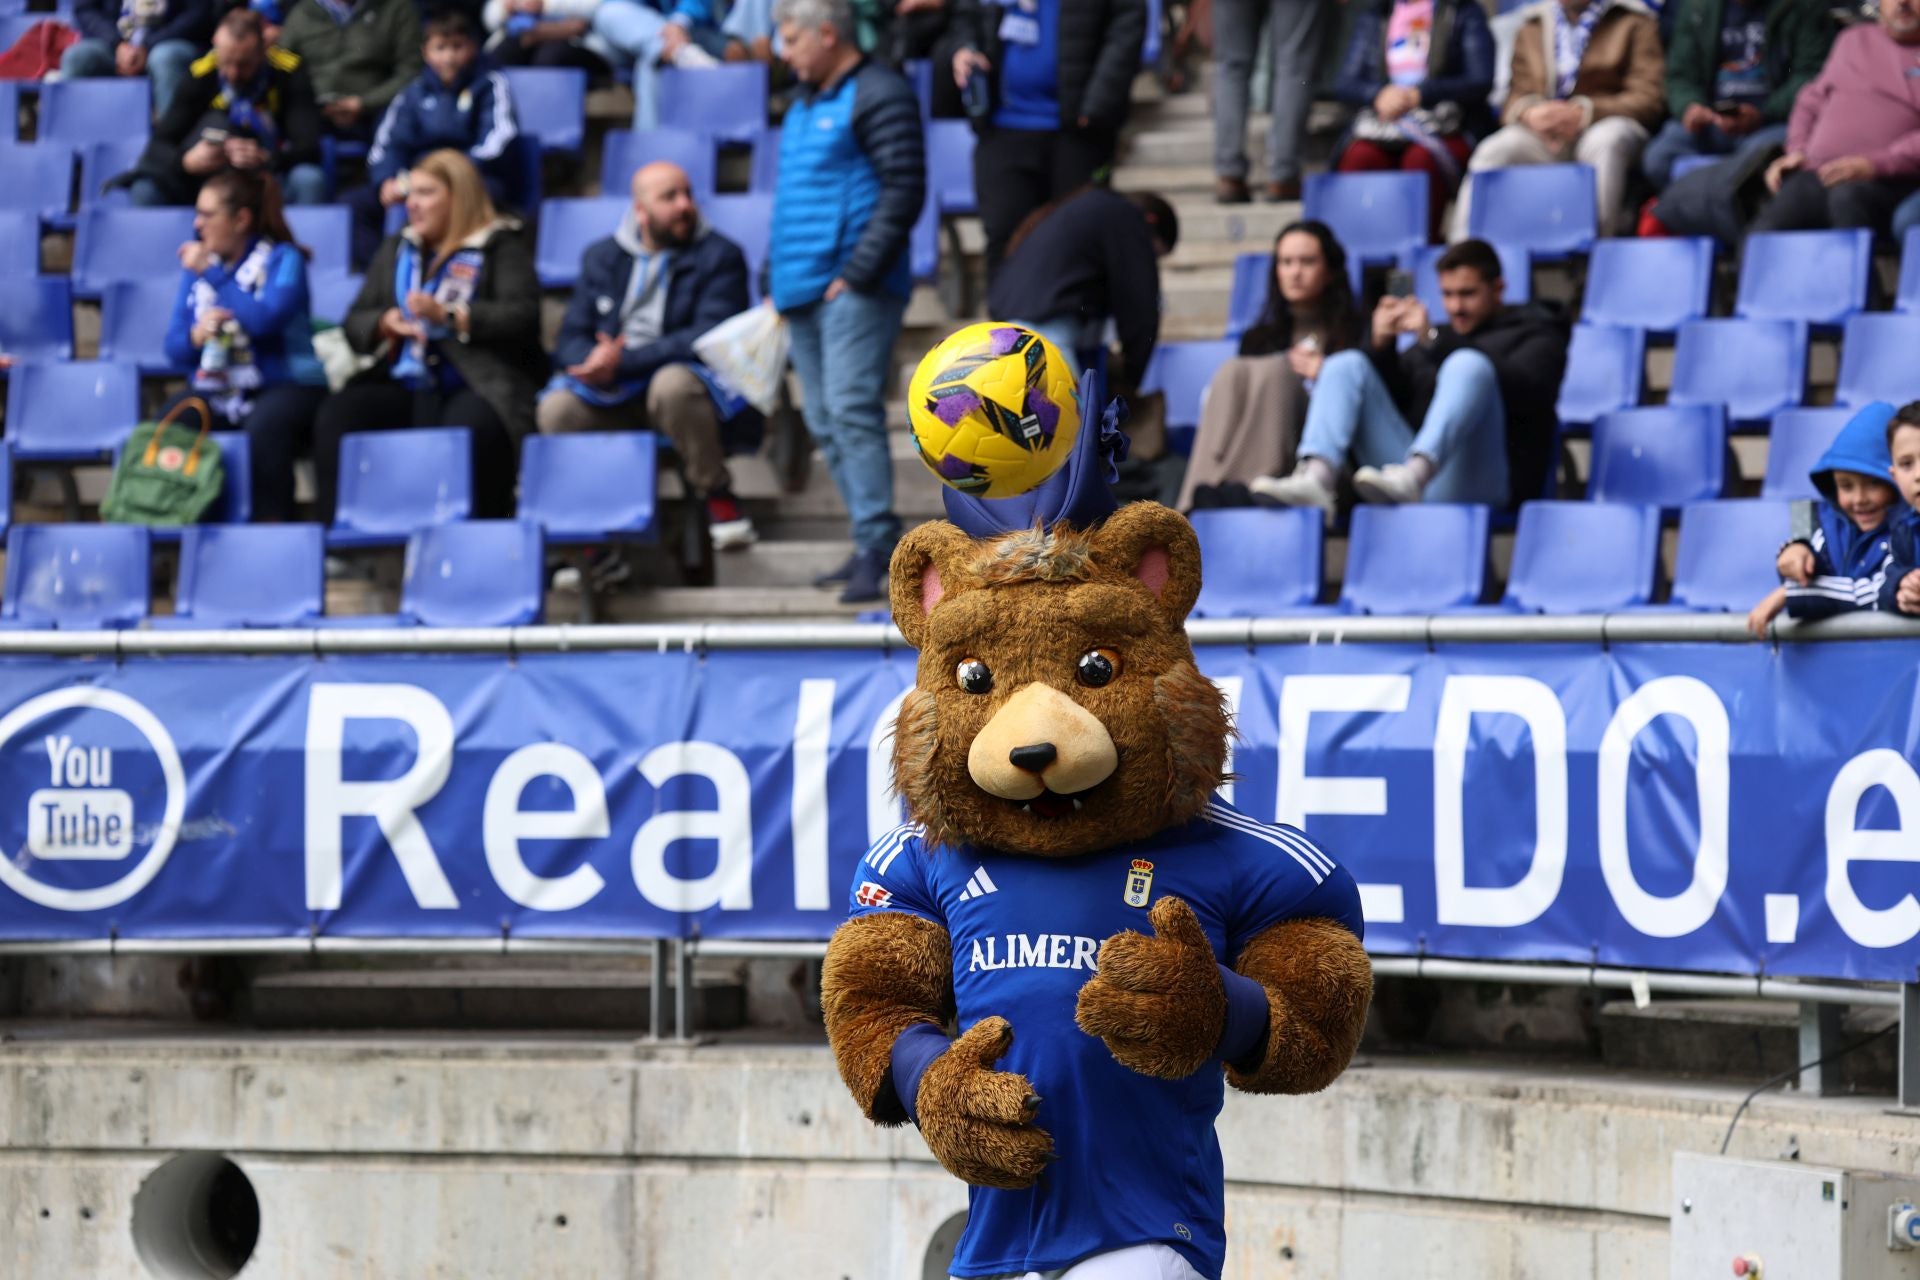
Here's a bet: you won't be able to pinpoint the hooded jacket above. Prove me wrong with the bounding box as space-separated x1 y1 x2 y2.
1783 401 1900 618
1880 506 1920 615
1504 0 1665 130
367 61 519 188
939 0 1146 133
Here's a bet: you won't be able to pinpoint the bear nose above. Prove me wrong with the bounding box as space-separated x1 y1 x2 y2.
1008 743 1058 775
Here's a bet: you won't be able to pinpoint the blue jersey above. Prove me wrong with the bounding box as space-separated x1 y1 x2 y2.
846 800 1364 1279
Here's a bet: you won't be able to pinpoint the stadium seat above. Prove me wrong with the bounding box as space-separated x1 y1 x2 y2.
0 82 15 143
600 127 716 199
902 58 933 117
518 432 658 543
37 79 151 148
329 428 474 547
1587 404 1727 507
1465 164 1597 259
0 277 75 362
748 125 780 195
75 137 145 218
1762 407 1853 500
1340 504 1489 614
1500 500 1660 612
0 142 75 223
1139 340 1236 432
1668 153 1718 182
703 193 772 303
1579 237 1712 333
0 440 10 539
1898 226 1920 314
1 525 150 629
0 207 40 278
1188 507 1323 616
534 195 626 288
1835 313 1920 408
927 120 978 215
655 65 769 146
910 191 939 280
168 524 324 627
1554 323 1643 428
400 520 545 626
71 206 196 298
1668 499 1794 611
97 277 190 374
1409 240 1532 314
1735 229 1871 328
283 204 352 278
1224 252 1269 340
1302 170 1427 291
4 360 142 461
1667 318 1806 425
501 66 588 153
309 271 364 326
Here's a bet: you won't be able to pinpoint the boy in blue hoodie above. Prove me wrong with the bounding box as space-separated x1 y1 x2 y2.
1876 401 1920 617
354 10 519 264
1747 401 1905 636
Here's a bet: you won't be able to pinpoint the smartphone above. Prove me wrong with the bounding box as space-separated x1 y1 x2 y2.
1712 99 1742 115
1384 268 1414 299
962 72 991 121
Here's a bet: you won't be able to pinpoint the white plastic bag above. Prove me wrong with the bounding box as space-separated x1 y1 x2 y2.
694 303 791 415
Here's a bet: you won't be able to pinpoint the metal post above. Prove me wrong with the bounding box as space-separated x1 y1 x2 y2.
1901 983 1920 1111
647 937 667 1043
1797 1001 1841 1096
674 938 693 1044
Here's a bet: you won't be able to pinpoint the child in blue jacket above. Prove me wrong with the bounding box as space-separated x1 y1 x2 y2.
1876 401 1920 617
1748 401 1906 636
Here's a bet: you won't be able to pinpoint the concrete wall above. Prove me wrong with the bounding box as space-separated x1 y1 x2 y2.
5 1034 1918 1279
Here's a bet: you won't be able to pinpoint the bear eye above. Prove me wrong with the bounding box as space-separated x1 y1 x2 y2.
1076 648 1121 687
956 658 994 695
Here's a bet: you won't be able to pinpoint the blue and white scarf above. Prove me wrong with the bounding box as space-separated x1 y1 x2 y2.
189 237 271 418
390 239 485 390
1551 0 1605 98
219 67 281 152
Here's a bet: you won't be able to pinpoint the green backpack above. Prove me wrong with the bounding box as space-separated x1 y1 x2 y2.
101 397 226 527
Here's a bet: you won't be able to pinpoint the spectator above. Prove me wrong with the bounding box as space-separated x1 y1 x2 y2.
1210 0 1325 204
1177 221 1364 511
771 0 924 604
1453 0 1664 238
278 0 424 140
1250 238 1569 511
1877 401 1920 616
483 0 614 71
539 161 760 551
314 149 546 522
592 0 728 131
944 0 1145 277
61 0 215 118
111 9 326 208
359 10 519 266
1330 0 1496 241
1639 0 1828 191
986 187 1176 387
162 169 328 521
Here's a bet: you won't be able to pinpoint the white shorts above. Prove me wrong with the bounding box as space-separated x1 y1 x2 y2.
961 1243 1209 1280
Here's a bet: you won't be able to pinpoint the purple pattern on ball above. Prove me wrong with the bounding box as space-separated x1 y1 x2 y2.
988 326 1026 356
932 391 980 426
1023 390 1060 442
936 453 978 480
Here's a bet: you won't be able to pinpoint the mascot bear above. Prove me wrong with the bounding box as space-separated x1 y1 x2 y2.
821 355 1374 1280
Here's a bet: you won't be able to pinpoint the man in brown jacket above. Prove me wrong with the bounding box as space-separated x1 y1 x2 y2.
1453 0 1665 236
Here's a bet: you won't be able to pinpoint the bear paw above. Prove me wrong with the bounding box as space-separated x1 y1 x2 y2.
1075 896 1227 1079
914 1016 1055 1190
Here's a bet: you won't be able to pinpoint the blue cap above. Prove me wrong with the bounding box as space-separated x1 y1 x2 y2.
940 367 1130 537
1810 401 1897 504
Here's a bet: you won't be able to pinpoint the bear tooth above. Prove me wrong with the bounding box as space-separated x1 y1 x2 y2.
1021 803 1032 813
1071 799 1083 811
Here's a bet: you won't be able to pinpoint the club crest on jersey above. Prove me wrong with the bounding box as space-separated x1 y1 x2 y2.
1123 859 1154 908
854 881 892 908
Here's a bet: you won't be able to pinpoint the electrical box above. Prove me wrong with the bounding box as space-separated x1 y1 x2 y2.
1672 1152 1920 1279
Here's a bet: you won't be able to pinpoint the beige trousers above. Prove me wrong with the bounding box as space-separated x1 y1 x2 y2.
535 362 731 497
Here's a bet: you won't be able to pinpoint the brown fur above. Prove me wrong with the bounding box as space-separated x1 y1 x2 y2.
1074 896 1226 1079
820 912 954 1123
971 524 1097 588
913 1016 1055 1189
1224 917 1375 1095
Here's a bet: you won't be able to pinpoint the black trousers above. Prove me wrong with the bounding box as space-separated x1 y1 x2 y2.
164 383 329 523
972 124 1116 281
1752 170 1916 235
311 377 518 525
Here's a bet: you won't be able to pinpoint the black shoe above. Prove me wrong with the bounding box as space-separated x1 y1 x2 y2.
813 550 859 588
837 547 890 605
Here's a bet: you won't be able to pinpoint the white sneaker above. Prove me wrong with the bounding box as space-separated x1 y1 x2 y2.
710 516 758 551
670 43 721 68
1353 462 1424 505
1248 470 1336 512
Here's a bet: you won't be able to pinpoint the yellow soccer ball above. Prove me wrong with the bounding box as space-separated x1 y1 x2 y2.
906 323 1081 500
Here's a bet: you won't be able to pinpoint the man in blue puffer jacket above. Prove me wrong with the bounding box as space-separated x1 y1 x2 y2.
771 0 926 604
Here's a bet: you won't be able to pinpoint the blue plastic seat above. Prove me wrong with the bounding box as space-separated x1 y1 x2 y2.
309 271 364 326
1501 500 1660 612
501 66 587 153
1 525 150 629
902 58 933 117
1466 164 1597 260
330 428 475 547
1588 405 1727 507
75 137 145 218
1554 323 1643 428
1580 237 1712 333
1668 153 1718 182
655 65 768 145
1735 229 1871 328
1835 313 1920 408
703 192 772 303
1188 507 1323 616
927 120 977 216
97 277 189 373
1898 226 1920 314
0 440 10 539
0 206 40 278
1408 240 1532 315
168 524 323 627
534 195 627 288
1140 340 1237 433
38 80 151 148
1224 252 1269 340
283 204 352 278
600 127 715 199
1761 407 1853 500
1667 318 1805 425
71 206 196 298
1340 504 1489 614
400 520 545 626
0 142 74 222
1668 499 1794 611
1302 170 1427 290
518 432 658 543
0 277 75 361
910 190 939 280
748 125 780 194
5 360 142 461
0 81 15 143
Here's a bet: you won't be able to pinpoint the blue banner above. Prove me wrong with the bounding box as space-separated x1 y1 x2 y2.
2 642 1918 982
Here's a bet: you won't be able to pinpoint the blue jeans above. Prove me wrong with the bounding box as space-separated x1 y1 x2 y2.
1640 117 1788 190
1894 188 1920 243
60 37 197 118
594 1 680 130
1012 315 1084 379
281 163 329 206
786 288 907 553
1300 348 1510 505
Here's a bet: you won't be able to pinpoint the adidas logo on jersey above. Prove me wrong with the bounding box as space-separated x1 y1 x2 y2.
957 866 999 901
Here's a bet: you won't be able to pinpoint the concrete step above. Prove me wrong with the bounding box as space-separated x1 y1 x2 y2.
1596 998 1897 1090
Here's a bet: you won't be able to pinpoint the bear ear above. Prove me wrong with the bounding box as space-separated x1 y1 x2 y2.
1089 501 1203 624
889 521 979 650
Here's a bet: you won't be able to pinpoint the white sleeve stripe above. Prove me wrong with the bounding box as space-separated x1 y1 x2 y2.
367 90 403 168
1206 802 1335 874
865 821 922 875
470 71 518 161
1203 805 1326 883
